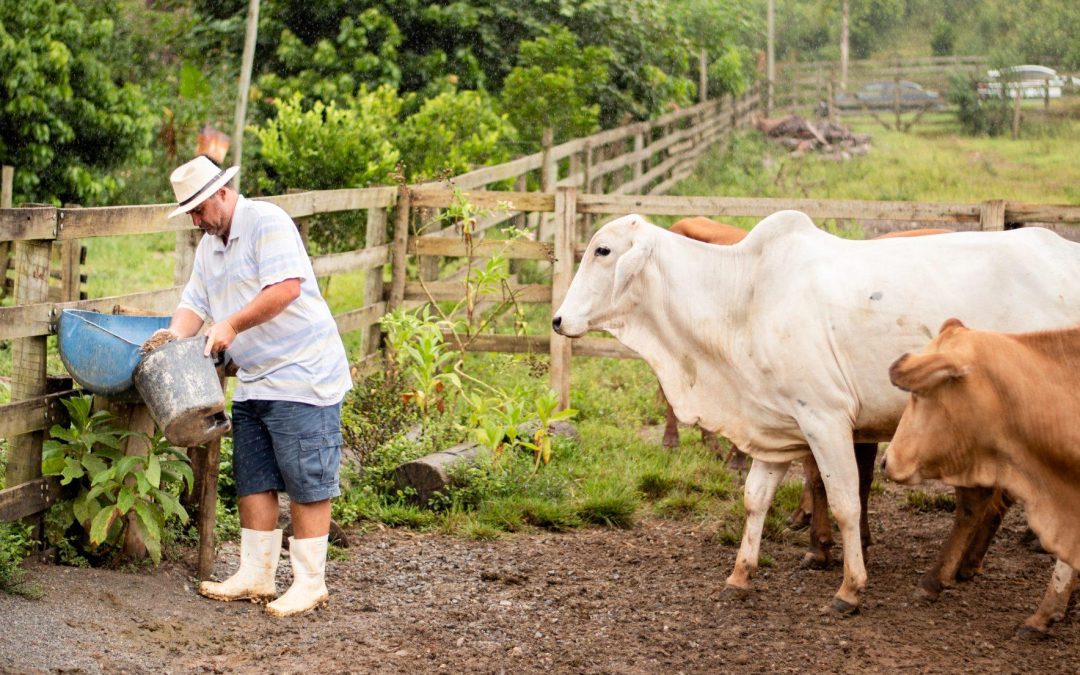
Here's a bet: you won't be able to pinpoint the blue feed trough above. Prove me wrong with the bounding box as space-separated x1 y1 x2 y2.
58 309 171 397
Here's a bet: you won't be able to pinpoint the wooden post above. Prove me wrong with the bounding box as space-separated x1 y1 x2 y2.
174 228 200 286
1044 80 1050 109
0 166 12 300
550 187 576 410
538 128 556 241
58 240 81 302
699 47 708 104
230 0 261 190
1012 86 1022 140
7 236 53 518
388 186 411 311
980 200 1006 231
363 207 388 357
418 207 439 281
632 131 644 182
196 435 222 581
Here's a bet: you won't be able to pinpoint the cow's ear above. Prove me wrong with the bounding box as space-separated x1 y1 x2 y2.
938 318 967 334
889 352 968 393
612 239 652 302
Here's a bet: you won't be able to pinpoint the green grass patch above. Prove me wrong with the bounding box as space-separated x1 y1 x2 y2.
905 489 956 513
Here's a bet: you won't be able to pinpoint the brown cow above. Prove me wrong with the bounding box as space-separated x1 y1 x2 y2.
885 318 1080 635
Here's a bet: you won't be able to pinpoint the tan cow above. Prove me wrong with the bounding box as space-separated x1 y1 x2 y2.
885 318 1080 634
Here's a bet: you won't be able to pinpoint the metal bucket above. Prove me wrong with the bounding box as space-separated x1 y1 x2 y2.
133 337 231 447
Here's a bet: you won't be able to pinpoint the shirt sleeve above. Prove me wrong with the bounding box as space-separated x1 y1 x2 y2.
253 211 309 289
177 246 211 321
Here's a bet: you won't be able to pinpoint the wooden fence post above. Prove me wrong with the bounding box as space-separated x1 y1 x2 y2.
632 130 644 183
363 206 388 357
7 233 53 503
388 186 411 311
174 229 200 286
1012 87 1023 140
538 128 556 242
550 187 576 410
980 200 1006 231
0 166 12 300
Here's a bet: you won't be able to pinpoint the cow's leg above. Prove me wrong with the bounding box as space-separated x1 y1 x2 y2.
916 485 995 600
725 444 749 472
1018 560 1078 639
855 443 877 553
800 453 833 570
804 425 866 614
788 474 814 531
956 488 1013 581
724 458 790 593
660 386 680 449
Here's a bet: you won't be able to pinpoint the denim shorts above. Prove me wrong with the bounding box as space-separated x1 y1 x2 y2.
231 399 343 504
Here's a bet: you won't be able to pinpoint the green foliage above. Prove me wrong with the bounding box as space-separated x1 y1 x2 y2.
380 307 462 415
0 0 154 205
254 9 403 110
930 21 956 57
254 89 401 251
500 26 611 148
0 521 41 598
949 74 1011 137
905 489 956 513
41 395 193 565
397 89 517 181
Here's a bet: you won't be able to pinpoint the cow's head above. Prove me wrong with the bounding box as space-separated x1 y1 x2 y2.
884 318 988 484
552 214 656 338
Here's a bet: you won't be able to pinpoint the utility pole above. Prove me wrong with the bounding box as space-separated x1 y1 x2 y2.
840 0 849 92
767 0 775 116
231 0 261 189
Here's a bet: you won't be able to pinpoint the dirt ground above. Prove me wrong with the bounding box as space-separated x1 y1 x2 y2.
1 474 1077 674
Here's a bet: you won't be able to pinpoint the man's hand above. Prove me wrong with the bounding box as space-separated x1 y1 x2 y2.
204 319 237 357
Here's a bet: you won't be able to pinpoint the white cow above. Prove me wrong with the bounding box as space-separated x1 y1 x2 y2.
552 211 1080 612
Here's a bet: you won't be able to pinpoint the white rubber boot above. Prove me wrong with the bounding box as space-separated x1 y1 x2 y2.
266 535 329 617
199 528 282 602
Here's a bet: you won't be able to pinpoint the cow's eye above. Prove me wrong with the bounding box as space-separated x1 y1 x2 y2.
595 246 611 257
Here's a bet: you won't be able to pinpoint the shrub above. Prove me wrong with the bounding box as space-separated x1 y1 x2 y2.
0 522 41 598
949 74 1010 137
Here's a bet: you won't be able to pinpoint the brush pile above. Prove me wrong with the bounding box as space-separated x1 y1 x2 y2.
753 113 872 159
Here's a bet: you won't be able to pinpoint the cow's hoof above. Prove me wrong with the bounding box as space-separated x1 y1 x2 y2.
913 585 941 603
1015 623 1050 641
661 436 680 449
787 508 811 531
721 584 750 601
800 552 831 570
821 597 860 616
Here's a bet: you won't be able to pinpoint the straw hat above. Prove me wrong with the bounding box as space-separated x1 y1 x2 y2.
168 156 239 219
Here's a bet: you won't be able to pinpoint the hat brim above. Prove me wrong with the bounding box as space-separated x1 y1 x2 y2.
167 166 240 219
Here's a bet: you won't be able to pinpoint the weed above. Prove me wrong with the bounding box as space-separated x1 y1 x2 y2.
0 522 42 599
656 491 705 518
638 472 677 499
327 544 349 562
519 498 581 532
905 490 956 513
576 493 637 529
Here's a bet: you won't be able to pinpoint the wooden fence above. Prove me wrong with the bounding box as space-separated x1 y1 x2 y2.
0 93 756 573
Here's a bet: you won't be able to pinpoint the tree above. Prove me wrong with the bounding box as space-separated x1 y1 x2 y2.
0 0 154 205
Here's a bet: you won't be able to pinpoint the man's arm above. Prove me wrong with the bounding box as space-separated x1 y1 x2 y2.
203 278 301 356
169 308 205 338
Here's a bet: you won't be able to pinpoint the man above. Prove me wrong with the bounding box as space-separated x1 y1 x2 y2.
162 156 351 617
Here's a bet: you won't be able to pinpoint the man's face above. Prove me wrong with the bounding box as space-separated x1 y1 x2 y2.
189 189 230 238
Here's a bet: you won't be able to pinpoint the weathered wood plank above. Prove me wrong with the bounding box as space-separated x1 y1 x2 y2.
0 286 184 340
0 476 65 523
57 204 179 239
388 187 411 312
550 187 576 409
0 389 77 440
452 154 543 189
1004 203 1080 225
408 236 554 261
0 207 58 241
363 208 389 356
410 188 555 213
403 282 551 304
333 302 387 335
577 194 982 222
311 244 390 277
259 186 397 218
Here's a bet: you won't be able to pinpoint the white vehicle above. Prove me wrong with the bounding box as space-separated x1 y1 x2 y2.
977 65 1066 99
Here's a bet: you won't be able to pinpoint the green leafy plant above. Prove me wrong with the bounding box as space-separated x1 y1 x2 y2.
41 395 194 565
0 522 41 598
380 307 461 415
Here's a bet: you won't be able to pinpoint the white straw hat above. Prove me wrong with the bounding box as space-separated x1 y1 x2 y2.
168 156 239 219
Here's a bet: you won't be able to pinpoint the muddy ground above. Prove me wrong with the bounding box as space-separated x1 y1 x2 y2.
1 469 1077 674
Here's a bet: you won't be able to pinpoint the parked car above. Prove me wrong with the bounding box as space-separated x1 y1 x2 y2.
835 80 945 111
977 65 1067 99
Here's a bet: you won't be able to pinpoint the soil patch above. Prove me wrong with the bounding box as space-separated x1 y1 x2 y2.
1 480 1076 674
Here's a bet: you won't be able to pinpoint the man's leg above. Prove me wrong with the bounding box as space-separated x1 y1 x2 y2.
238 491 281 530
291 499 331 539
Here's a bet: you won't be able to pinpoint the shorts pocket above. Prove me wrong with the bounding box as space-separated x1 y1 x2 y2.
297 432 342 485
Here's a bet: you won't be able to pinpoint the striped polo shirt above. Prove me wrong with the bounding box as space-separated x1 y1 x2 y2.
178 196 352 405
